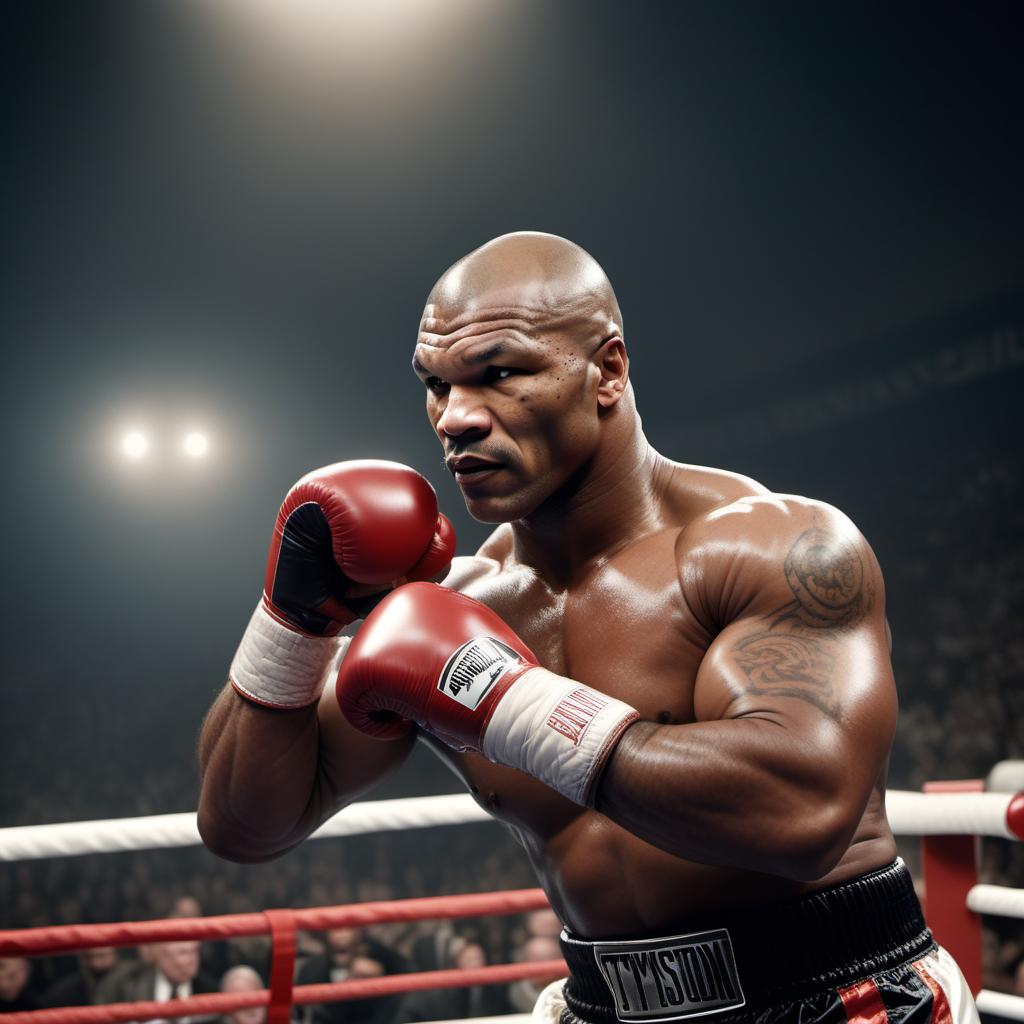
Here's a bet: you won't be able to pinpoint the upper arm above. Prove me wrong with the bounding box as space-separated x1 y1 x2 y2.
315 656 418 815
681 497 897 795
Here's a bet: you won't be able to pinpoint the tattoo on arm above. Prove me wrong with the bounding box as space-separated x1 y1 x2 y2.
731 528 872 721
733 631 840 719
781 528 867 628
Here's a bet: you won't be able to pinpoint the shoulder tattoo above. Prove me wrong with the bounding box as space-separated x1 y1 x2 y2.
782 527 868 627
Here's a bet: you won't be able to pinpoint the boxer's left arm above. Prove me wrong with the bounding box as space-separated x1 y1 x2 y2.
596 497 896 881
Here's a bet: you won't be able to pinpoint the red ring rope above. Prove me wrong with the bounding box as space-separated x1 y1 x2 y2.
0 888 552 957
0 961 569 1024
0 888 563 1024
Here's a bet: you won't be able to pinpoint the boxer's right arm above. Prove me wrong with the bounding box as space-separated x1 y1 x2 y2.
198 673 415 863
197 461 455 863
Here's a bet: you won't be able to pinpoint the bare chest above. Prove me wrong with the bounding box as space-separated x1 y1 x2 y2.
423 531 710 836
463 532 709 728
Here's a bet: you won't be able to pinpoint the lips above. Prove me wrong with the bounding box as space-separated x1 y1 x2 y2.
448 455 503 475
448 455 507 489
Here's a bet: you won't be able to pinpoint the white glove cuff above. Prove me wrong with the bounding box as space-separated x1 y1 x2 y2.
229 601 347 709
482 668 639 806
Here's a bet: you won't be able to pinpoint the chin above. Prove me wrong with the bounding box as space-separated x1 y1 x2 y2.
462 486 542 525
463 496 521 524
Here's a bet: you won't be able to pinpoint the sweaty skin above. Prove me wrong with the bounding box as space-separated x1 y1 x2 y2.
199 232 898 940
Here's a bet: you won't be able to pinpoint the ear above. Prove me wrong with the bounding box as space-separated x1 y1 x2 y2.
595 337 629 408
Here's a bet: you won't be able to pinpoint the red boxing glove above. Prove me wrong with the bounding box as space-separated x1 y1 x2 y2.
264 460 456 635
230 462 456 709
336 582 639 806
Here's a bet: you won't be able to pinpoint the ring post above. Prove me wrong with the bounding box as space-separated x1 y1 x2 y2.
264 909 297 1024
921 780 983 993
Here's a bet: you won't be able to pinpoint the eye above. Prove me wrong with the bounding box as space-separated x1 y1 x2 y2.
425 376 449 395
484 366 519 384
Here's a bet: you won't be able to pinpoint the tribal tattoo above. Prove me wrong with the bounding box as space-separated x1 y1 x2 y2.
733 630 840 719
732 528 872 720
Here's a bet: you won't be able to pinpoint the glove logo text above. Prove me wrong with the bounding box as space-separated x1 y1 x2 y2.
437 636 521 710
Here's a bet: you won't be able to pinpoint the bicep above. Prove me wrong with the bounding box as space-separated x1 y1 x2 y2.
694 614 897 791
315 670 416 815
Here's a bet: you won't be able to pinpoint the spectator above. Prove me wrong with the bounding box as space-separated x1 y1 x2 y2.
507 936 563 1014
95 940 218 1022
219 965 266 1024
408 923 458 974
404 938 510 1022
169 893 230 983
171 896 204 919
0 957 37 1012
523 909 562 940
41 947 120 1008
296 928 406 1024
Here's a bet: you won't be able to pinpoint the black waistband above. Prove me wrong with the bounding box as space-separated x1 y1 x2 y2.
560 860 933 1024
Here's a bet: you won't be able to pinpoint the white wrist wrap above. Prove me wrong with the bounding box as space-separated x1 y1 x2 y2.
229 601 348 709
481 668 639 806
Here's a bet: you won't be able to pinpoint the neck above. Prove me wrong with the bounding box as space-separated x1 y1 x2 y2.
511 410 669 586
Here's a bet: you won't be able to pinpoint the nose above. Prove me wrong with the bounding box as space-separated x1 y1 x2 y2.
436 386 491 439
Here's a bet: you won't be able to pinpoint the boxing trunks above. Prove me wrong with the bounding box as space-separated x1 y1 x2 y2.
550 860 978 1024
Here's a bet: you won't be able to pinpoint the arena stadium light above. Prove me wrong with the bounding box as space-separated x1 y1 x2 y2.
121 431 150 460
182 432 210 459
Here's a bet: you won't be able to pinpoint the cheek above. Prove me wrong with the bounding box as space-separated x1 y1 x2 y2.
519 396 598 465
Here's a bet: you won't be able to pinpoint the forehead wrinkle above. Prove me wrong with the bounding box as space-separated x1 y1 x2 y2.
414 331 542 376
418 323 539 353
418 310 545 349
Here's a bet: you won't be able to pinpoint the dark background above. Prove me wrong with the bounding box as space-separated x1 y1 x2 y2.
2 1 1022 840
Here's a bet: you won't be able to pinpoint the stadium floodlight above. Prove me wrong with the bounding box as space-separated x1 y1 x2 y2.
182 432 210 458
121 431 150 459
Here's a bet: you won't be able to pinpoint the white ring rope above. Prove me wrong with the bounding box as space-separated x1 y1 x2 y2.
0 789 1019 863
966 883 1024 920
975 990 1024 1022
0 794 490 862
885 790 1020 839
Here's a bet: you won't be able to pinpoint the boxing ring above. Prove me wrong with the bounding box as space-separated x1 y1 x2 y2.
1 784 1022 1023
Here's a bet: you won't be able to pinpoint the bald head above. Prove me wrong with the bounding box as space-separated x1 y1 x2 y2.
421 232 622 352
221 965 263 992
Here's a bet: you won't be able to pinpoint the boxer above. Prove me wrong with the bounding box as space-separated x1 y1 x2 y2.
199 233 978 1024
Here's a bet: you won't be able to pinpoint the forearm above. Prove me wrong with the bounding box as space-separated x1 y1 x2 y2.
596 718 859 880
198 684 327 862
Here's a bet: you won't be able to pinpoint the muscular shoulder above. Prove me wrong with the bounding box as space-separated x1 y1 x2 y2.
676 493 883 633
437 525 512 592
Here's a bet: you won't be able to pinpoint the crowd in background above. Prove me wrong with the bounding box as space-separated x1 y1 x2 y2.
0 898 565 1022
3 451 1024 1012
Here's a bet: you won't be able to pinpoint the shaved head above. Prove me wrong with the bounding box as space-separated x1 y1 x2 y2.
419 232 622 356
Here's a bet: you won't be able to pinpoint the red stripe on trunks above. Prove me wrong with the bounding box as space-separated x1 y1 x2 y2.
913 959 954 1024
838 978 890 1024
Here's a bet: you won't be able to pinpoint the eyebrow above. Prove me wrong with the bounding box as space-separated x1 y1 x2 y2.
412 341 515 376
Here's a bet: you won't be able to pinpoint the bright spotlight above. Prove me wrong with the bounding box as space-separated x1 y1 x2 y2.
121 431 150 459
182 432 210 458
